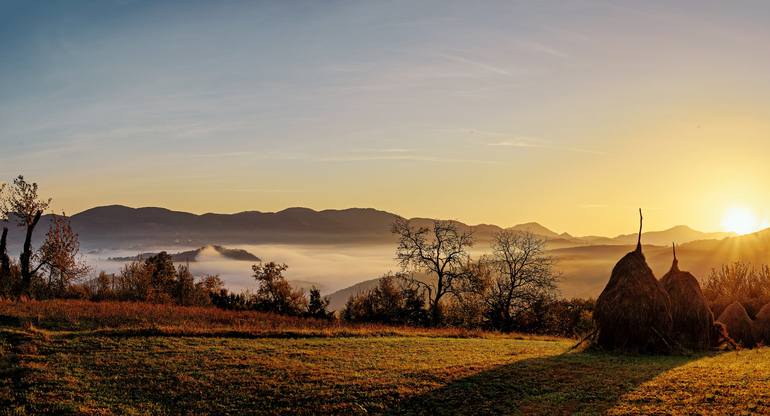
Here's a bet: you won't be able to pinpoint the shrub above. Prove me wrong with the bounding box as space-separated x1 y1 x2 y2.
701 262 770 318
251 262 307 316
307 287 334 320
342 274 429 326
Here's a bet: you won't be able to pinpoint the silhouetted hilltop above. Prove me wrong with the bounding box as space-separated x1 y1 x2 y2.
611 225 733 246
108 245 261 263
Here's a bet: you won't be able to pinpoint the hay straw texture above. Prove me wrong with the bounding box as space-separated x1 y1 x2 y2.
717 301 756 348
595 248 673 352
594 210 673 352
753 303 770 346
660 252 714 350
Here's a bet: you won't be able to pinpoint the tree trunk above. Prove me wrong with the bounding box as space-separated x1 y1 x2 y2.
0 227 10 295
430 301 442 326
18 210 42 297
431 274 444 326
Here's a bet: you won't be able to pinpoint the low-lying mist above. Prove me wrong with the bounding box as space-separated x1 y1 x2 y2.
83 241 739 299
87 244 401 295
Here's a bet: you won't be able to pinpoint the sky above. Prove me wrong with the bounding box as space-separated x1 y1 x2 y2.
2 0 770 236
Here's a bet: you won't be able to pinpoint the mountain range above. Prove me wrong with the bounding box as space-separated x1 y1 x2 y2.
3 204 736 249
4 204 768 304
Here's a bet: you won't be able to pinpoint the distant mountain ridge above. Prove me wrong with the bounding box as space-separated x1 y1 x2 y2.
5 204 736 249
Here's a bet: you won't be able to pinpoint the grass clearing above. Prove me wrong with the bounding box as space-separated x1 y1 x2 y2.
2 300 770 415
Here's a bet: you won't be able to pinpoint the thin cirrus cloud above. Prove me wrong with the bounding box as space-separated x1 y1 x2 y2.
316 153 501 165
487 138 607 155
435 53 513 76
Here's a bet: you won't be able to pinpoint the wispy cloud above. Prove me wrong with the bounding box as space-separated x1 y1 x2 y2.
487 137 607 155
514 40 569 59
348 148 414 154
436 53 512 76
318 154 500 165
186 151 256 159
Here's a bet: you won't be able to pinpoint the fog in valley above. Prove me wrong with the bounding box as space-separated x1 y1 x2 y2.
82 241 734 300
85 244 400 295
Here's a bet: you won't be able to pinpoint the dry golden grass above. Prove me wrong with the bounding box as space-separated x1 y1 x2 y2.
0 299 553 340
5 300 770 415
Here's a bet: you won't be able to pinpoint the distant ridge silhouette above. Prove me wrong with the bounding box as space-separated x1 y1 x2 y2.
4 204 735 249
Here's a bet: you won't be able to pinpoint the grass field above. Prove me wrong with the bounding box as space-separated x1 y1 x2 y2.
2 301 770 415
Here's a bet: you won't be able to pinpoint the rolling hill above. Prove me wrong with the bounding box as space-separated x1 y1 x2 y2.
3 204 736 250
108 245 260 263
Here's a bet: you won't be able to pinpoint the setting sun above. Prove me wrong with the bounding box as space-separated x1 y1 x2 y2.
722 207 767 235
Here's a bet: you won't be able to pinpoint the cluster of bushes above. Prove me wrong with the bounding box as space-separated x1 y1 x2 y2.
341 273 594 337
72 252 224 306
701 261 770 318
342 274 429 326
210 262 334 320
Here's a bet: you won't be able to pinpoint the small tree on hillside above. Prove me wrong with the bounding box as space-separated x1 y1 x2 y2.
0 176 51 296
36 214 91 297
116 261 153 301
307 287 334 320
252 262 307 315
197 274 224 296
392 218 473 325
174 264 198 306
144 252 177 302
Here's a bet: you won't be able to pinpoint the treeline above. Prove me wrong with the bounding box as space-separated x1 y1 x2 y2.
77 252 223 305
338 219 595 337
80 254 334 320
209 262 333 320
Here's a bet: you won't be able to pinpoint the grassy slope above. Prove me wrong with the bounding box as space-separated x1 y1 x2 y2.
2 301 770 415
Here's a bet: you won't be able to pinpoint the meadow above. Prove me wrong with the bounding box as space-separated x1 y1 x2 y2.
1 300 769 415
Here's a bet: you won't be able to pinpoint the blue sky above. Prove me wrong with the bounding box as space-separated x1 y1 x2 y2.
3 0 770 235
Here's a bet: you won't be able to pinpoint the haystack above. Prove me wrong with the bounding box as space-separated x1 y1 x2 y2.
594 210 673 352
716 301 756 348
752 303 770 346
659 244 714 350
710 321 733 348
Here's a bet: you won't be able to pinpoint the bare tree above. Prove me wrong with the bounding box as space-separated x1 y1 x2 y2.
473 231 559 331
36 213 91 297
392 218 473 325
0 176 51 296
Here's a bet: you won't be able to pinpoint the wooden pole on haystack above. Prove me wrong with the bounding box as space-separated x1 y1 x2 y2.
672 242 678 270
636 208 643 252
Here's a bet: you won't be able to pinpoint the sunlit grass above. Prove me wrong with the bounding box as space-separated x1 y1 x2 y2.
2 300 770 415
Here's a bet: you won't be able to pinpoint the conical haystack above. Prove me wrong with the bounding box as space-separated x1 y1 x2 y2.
594 210 673 352
716 301 755 348
659 244 714 350
752 303 770 346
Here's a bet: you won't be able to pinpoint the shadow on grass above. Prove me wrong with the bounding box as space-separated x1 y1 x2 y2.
389 350 707 415
0 315 21 327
